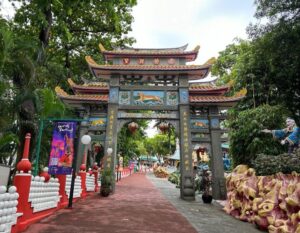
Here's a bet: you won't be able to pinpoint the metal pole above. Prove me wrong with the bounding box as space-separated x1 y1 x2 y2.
34 119 44 176
68 126 80 208
168 125 171 154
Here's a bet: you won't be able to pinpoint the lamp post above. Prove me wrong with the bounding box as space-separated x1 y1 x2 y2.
106 147 114 191
107 147 113 156
68 134 91 208
80 135 92 171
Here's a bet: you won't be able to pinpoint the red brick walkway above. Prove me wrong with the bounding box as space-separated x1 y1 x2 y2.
23 173 197 233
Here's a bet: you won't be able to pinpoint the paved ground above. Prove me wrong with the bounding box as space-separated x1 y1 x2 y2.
23 172 263 233
146 173 262 233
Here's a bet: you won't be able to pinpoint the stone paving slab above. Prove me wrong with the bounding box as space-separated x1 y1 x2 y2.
146 173 263 233
23 173 197 233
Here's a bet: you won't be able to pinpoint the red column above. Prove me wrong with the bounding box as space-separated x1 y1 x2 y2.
79 171 87 198
57 175 68 208
12 133 32 232
92 163 99 192
16 133 32 173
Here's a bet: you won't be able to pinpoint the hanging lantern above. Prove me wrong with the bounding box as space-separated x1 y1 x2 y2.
158 122 169 134
197 147 206 155
128 122 139 133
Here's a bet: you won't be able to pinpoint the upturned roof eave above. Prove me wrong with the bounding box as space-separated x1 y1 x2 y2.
102 51 198 61
99 43 199 61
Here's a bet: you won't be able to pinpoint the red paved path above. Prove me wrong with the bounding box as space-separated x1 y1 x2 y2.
24 173 197 233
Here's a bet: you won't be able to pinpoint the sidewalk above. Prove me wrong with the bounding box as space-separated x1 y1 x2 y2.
146 173 262 233
23 173 198 233
23 172 262 233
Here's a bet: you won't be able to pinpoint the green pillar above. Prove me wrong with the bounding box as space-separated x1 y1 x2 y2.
34 119 44 176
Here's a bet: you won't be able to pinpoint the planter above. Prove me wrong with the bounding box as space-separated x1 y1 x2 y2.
100 187 110 197
202 194 213 204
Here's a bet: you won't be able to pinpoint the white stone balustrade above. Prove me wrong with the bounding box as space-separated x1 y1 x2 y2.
86 175 95 192
0 186 19 233
65 175 82 198
28 176 60 213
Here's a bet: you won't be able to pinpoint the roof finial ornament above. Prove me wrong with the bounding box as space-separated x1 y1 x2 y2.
99 43 106 52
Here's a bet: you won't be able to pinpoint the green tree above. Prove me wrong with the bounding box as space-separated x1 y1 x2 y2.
144 133 176 162
117 120 148 161
213 1 300 121
0 0 137 172
211 1 300 168
228 104 289 167
12 0 137 80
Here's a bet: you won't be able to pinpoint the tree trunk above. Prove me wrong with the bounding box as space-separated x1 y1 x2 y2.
39 4 53 48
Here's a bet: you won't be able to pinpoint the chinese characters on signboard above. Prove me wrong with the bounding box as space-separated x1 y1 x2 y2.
105 109 115 169
182 111 191 172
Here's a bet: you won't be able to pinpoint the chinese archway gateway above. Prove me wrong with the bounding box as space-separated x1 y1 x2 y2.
55 43 244 200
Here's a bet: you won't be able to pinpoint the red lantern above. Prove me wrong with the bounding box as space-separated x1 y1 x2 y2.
158 122 169 134
128 122 139 133
197 147 206 155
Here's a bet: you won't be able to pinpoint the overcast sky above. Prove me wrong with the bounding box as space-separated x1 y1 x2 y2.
129 0 256 64
130 0 256 137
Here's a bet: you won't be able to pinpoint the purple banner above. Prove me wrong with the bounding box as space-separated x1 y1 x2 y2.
48 121 77 175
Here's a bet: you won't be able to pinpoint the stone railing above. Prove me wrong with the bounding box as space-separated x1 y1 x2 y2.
86 174 95 192
0 186 19 233
65 175 82 198
29 176 60 213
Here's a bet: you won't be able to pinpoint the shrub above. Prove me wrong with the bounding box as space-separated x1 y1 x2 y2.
252 149 300 175
168 171 180 186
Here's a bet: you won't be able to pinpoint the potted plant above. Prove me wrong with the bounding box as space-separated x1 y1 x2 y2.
201 169 213 203
100 169 112 197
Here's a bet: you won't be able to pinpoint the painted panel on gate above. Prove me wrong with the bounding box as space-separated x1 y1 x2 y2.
89 117 107 127
179 89 189 103
166 92 178 105
109 88 119 103
133 91 164 106
119 91 131 105
210 118 220 128
190 119 209 129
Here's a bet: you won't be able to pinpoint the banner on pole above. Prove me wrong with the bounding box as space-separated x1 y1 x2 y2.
49 121 77 175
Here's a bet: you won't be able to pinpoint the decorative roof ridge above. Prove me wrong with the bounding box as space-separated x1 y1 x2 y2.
86 56 210 69
203 57 216 65
67 78 76 87
99 43 200 55
55 86 108 102
189 83 229 89
233 88 247 97
100 43 190 52
189 95 245 103
55 86 69 97
85 56 98 65
67 78 108 88
193 45 200 53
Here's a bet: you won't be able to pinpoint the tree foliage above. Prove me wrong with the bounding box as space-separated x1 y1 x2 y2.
213 1 300 121
12 0 137 80
0 0 137 171
117 120 148 161
212 0 300 167
228 105 289 166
